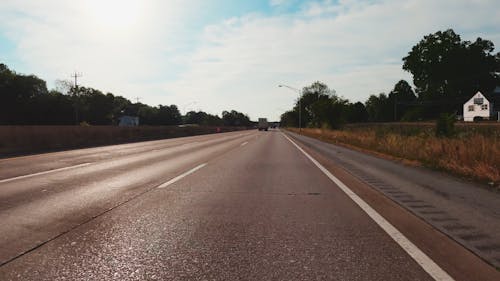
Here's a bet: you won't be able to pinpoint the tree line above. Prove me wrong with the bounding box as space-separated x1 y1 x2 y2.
0 63 252 126
281 29 500 128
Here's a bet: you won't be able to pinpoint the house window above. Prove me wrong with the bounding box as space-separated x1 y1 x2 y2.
481 104 488 110
468 105 475 111
474 98 484 105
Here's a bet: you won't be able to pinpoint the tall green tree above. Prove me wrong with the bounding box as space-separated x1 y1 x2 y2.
184 111 222 126
222 110 252 126
31 90 74 125
77 87 115 125
388 80 417 121
157 105 182 125
345 102 369 123
402 29 499 117
0 64 50 124
137 105 158 125
365 93 393 122
280 110 298 127
280 81 347 128
299 81 346 128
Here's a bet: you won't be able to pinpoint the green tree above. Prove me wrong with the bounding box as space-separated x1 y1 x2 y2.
280 81 349 128
0 62 263 127
345 102 369 123
222 110 252 126
157 105 182 125
31 90 74 125
365 93 392 122
388 80 416 121
110 94 130 124
137 105 158 125
0 64 49 124
298 81 346 128
435 113 456 137
402 29 499 117
280 110 298 127
184 111 222 126
77 87 115 125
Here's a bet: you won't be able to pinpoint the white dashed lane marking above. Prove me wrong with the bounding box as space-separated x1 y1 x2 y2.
157 163 207 189
0 163 92 184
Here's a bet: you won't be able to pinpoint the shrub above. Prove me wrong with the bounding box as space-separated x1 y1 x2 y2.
435 113 456 137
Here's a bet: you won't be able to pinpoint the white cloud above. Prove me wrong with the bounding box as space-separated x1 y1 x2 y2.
1 0 499 120
0 0 193 101
163 0 500 120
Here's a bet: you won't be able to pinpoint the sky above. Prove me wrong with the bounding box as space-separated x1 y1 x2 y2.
1 0 499 121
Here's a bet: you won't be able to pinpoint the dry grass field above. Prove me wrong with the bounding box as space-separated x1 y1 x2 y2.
289 123 500 186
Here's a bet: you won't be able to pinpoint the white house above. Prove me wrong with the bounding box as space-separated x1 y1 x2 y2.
463 91 493 122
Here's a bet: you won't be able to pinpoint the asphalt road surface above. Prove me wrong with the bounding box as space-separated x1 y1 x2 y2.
0 129 498 280
288 131 500 269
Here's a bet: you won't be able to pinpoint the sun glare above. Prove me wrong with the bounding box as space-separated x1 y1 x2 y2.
86 0 142 28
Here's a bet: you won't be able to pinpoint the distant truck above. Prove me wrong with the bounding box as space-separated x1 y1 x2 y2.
258 118 269 131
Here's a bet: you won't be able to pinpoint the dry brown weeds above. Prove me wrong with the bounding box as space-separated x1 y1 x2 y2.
289 127 500 186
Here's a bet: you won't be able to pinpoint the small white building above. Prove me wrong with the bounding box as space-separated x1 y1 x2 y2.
118 115 139 126
463 92 493 122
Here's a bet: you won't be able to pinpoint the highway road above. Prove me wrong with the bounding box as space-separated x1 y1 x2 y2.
0 129 498 280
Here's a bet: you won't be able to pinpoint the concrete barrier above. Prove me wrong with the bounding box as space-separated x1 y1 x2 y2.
0 125 249 157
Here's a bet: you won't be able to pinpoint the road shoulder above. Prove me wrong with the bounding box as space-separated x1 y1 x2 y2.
284 131 500 281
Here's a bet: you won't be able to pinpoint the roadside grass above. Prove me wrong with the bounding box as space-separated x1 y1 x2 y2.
288 124 500 187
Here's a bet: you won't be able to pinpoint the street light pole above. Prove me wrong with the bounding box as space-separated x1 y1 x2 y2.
279 84 302 131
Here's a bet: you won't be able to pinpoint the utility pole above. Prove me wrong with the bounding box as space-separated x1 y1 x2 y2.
134 97 141 103
299 97 301 132
71 72 82 125
71 72 82 89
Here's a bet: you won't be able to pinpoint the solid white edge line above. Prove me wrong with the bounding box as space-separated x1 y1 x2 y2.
240 141 248 147
0 162 93 184
157 163 207 189
281 132 454 281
